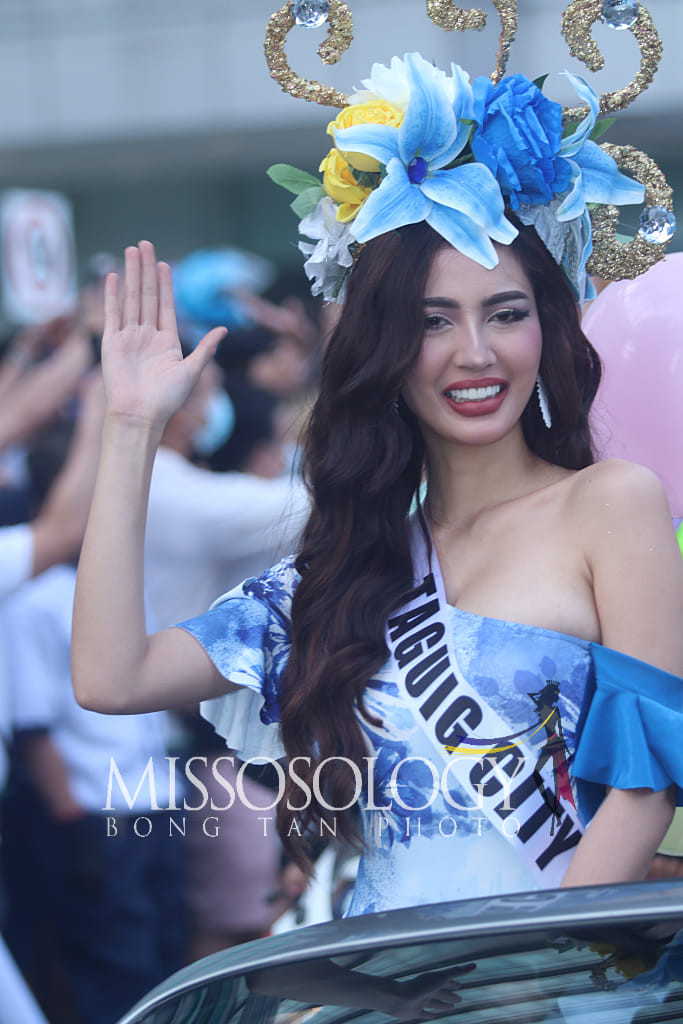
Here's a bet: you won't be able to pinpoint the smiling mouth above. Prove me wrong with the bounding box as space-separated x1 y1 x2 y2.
445 384 505 403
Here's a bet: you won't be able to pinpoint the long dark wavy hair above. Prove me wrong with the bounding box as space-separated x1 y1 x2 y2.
277 219 602 866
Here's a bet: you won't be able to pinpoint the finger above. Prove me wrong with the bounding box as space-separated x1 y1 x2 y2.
236 290 283 331
429 986 463 999
157 262 179 334
139 240 158 326
424 993 463 1007
193 326 227 367
103 273 121 334
123 246 141 325
431 987 464 1000
183 327 227 384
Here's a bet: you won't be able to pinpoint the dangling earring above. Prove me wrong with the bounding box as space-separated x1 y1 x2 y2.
536 375 552 430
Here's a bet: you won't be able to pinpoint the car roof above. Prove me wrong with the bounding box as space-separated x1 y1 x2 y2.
118 881 683 1024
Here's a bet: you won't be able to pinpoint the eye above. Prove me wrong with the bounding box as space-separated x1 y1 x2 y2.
423 313 451 331
489 308 530 325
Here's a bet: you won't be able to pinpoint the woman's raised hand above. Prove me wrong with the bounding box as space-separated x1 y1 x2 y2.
73 241 230 716
102 241 226 429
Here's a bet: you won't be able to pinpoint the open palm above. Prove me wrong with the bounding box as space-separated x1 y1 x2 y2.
101 241 226 428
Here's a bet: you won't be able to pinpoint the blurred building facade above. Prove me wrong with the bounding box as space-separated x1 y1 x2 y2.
0 0 680 283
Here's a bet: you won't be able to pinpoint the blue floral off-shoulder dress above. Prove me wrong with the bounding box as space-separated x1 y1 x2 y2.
178 556 683 915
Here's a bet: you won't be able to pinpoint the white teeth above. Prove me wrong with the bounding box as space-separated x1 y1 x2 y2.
445 384 503 403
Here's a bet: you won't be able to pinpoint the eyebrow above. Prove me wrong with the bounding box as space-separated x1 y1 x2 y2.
424 290 531 309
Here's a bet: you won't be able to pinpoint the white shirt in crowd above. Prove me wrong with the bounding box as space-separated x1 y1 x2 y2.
144 446 309 628
0 524 33 791
0 524 32 602
2 565 172 814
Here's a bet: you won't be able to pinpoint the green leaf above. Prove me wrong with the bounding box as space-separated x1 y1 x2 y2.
589 117 616 141
267 164 321 196
533 74 549 91
353 170 381 190
332 267 350 301
290 186 325 219
449 152 476 168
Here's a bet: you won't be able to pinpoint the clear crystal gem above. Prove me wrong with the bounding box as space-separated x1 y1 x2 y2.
600 0 639 30
638 206 677 244
291 0 329 28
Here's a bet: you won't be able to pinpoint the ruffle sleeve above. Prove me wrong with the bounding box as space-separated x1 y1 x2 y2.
177 557 300 763
572 643 683 821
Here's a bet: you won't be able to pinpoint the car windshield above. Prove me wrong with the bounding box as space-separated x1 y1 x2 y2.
125 917 683 1024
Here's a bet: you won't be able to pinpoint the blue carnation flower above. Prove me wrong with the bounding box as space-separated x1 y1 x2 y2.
471 74 571 210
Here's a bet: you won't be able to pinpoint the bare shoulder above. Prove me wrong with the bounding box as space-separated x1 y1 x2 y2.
568 458 670 515
564 458 672 551
566 461 683 672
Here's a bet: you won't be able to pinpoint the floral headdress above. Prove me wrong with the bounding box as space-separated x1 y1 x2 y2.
265 1 675 304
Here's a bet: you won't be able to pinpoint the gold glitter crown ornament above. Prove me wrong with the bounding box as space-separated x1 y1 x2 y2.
265 0 675 302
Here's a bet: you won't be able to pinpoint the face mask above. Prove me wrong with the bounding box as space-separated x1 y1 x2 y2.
192 390 235 457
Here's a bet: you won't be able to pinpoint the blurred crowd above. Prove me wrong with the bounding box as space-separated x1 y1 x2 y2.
0 250 332 1024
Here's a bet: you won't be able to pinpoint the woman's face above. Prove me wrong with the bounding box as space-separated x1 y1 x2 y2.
401 243 543 451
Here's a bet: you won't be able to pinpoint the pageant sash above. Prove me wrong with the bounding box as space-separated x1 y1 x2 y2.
385 517 585 887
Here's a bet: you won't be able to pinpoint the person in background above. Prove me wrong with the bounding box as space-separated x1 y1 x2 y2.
219 290 322 470
144 355 308 958
0 370 104 603
0 373 103 1024
0 246 115 528
0 391 184 1024
0 265 108 1024
209 374 286 480
236 290 319 400
144 354 308 629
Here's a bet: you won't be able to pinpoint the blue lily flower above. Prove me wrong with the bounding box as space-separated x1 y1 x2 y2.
556 72 645 221
332 53 517 268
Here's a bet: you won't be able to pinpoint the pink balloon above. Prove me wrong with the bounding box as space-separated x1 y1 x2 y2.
584 253 683 516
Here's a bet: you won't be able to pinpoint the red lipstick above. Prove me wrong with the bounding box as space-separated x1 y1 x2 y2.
443 377 508 418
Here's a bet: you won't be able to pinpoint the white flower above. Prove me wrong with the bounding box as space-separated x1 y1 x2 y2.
352 55 413 110
352 53 458 112
298 197 355 303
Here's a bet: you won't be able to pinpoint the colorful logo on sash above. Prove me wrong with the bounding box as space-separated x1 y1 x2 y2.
445 679 577 836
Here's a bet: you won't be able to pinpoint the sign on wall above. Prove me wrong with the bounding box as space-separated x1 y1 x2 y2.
1 189 77 324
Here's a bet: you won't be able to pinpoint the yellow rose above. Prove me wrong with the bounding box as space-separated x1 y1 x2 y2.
319 148 372 223
327 100 404 173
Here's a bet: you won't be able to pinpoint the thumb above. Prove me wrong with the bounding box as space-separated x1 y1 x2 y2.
182 326 227 382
